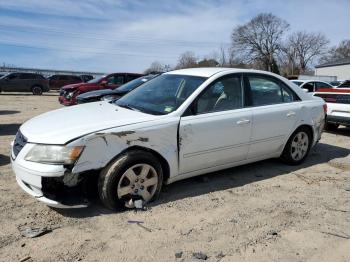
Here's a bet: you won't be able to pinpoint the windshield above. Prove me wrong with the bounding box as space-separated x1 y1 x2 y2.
88 75 105 84
0 73 10 79
116 74 207 115
117 75 157 93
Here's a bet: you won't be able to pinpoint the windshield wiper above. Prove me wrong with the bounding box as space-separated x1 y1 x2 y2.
117 103 140 112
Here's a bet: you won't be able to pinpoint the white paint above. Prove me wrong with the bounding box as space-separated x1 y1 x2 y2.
11 68 325 208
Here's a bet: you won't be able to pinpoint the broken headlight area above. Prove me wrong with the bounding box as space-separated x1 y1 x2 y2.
41 171 98 207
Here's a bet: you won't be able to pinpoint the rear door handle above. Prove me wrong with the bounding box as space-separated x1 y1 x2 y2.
287 111 296 117
236 119 250 125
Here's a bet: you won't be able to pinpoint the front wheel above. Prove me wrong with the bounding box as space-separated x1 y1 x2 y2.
32 86 43 95
281 127 312 165
98 150 163 210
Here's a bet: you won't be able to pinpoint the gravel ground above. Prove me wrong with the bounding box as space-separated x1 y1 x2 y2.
0 92 350 262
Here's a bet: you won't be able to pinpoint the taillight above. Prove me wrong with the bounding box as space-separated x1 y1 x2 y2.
323 103 327 115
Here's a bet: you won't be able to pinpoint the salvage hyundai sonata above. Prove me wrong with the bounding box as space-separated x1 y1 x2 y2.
11 68 325 210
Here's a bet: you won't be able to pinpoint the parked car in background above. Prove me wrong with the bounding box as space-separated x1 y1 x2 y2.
11 68 325 209
59 72 143 106
80 74 94 82
0 72 49 95
314 88 350 130
48 74 82 90
76 74 159 104
291 80 334 93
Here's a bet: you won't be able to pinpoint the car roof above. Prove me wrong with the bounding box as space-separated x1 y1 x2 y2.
165 67 281 78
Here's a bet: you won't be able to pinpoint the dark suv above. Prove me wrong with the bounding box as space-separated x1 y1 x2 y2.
48 74 82 90
0 73 50 95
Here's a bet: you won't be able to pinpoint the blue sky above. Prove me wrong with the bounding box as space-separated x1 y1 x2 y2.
0 0 349 73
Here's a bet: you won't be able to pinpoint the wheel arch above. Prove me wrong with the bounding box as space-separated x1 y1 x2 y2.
105 145 171 183
282 123 314 154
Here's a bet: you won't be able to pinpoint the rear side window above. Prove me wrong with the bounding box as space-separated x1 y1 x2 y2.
247 75 299 106
315 82 331 90
7 73 19 80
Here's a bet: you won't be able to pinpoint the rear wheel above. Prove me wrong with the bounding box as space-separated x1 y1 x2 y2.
98 150 163 210
32 86 43 95
324 122 339 131
281 127 312 165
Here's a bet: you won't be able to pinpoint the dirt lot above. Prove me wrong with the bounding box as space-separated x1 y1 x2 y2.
0 92 350 262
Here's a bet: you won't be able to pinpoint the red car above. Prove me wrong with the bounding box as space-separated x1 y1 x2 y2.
48 74 83 91
59 73 143 106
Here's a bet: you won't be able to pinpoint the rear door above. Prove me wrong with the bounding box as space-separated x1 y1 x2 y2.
245 74 301 159
179 74 252 174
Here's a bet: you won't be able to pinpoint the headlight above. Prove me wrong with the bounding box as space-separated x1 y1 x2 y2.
25 145 84 164
66 91 75 99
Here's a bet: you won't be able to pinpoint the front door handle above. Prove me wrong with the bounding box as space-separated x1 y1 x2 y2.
237 119 250 125
287 111 296 117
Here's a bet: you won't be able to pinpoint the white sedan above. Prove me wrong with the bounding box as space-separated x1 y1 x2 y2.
11 68 326 210
291 80 334 93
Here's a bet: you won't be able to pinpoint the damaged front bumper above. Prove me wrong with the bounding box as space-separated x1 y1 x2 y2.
12 156 88 209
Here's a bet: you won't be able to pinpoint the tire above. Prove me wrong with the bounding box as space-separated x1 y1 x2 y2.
32 86 43 95
324 122 339 131
98 150 163 210
280 127 312 165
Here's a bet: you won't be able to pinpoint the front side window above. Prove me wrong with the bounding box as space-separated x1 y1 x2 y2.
302 82 314 92
116 74 206 115
196 75 243 114
248 75 297 106
107 75 124 85
8 73 19 80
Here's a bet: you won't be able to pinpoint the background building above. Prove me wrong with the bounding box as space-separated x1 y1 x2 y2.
315 58 350 80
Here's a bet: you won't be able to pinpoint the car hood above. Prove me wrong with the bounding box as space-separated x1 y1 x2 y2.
78 89 120 99
62 82 95 90
20 102 159 144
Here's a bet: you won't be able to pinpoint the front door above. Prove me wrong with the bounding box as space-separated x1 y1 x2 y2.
179 74 252 174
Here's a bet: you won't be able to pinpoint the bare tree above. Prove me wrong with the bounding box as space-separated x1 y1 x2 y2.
175 51 198 69
286 31 329 73
321 40 350 63
231 13 289 73
197 58 219 67
144 61 166 74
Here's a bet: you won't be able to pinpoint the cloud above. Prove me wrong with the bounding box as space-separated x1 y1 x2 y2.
0 0 349 72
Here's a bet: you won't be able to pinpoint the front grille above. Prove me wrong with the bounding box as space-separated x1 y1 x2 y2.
13 131 27 157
